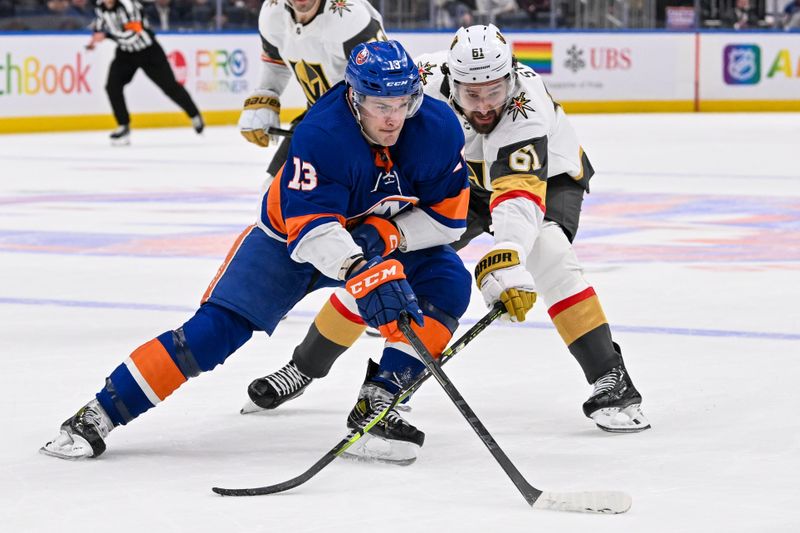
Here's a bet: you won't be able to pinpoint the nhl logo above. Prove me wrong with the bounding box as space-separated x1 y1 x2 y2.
356 48 369 65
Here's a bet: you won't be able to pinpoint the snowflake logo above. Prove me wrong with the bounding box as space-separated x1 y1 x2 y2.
418 61 435 85
329 0 352 16
564 45 586 73
506 92 534 121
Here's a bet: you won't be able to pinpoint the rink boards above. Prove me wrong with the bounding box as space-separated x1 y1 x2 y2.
1 30 799 133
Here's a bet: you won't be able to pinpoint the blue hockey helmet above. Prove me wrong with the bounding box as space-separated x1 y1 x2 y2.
345 40 423 118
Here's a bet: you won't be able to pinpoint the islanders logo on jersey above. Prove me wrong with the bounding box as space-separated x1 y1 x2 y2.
506 92 534 121
329 0 352 16
356 48 369 65
418 61 435 85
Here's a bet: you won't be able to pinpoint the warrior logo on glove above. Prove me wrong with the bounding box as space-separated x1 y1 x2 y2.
475 248 537 322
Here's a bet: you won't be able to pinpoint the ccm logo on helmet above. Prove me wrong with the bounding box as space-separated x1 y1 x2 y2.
386 80 408 87
356 49 369 65
347 264 399 296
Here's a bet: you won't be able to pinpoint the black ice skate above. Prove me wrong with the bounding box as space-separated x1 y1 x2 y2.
109 125 130 146
342 360 424 465
583 365 650 433
240 360 313 414
40 399 114 460
191 115 204 134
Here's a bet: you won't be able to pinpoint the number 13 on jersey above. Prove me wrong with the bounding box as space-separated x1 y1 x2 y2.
287 157 318 191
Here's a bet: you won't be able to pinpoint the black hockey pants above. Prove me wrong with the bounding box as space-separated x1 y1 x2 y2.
105 40 200 127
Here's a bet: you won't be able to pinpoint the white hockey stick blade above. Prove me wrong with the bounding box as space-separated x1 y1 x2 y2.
532 491 632 514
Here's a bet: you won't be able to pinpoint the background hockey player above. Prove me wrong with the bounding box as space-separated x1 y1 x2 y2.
86 0 204 145
245 25 650 439
41 41 471 464
238 0 386 183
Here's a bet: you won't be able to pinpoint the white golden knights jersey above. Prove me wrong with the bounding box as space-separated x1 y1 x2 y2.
258 0 386 107
416 50 593 255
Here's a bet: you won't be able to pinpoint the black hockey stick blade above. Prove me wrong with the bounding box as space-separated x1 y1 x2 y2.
397 315 632 514
211 304 505 497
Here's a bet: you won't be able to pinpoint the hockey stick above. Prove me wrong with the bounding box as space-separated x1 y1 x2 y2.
397 314 633 514
267 126 294 137
212 302 506 497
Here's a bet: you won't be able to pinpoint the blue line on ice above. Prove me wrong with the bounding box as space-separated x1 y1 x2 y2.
2 296 798 342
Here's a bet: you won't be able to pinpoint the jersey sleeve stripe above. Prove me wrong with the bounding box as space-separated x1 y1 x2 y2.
260 35 283 62
420 205 467 229
490 190 545 214
261 54 286 66
286 213 346 246
489 174 547 213
426 186 470 222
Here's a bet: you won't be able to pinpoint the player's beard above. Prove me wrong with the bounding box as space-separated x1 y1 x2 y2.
467 108 503 134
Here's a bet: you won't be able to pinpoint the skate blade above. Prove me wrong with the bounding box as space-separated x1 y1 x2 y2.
239 387 306 414
363 327 381 338
39 432 94 460
240 400 267 415
341 434 418 466
591 404 651 433
110 137 130 147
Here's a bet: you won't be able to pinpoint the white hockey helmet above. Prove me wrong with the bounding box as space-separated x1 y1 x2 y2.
447 24 516 111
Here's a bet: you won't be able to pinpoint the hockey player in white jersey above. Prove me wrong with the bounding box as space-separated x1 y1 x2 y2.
244 26 650 459
238 0 386 180
412 26 649 433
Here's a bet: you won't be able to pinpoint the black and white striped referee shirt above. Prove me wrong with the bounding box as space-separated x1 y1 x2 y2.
92 0 154 53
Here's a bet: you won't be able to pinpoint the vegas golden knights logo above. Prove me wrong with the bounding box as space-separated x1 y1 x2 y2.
466 160 487 190
290 60 331 105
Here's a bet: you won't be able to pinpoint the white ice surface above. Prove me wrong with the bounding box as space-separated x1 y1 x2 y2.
1 114 799 532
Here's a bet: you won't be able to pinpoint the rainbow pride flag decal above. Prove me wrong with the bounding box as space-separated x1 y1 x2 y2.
513 41 552 74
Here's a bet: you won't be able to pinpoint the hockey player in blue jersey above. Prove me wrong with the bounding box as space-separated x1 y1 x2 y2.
244 25 649 441
41 40 472 462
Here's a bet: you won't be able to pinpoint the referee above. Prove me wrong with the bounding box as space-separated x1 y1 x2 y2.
86 0 204 145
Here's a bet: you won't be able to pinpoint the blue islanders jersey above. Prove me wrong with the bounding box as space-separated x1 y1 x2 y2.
257 82 469 280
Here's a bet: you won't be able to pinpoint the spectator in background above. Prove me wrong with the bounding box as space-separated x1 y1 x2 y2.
784 0 800 29
144 0 179 30
14 0 47 16
518 0 543 21
222 0 251 28
439 0 475 27
0 0 15 17
475 0 516 23
47 0 87 28
46 0 69 15
187 0 215 29
67 0 94 22
723 0 759 29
